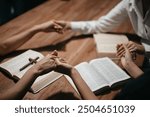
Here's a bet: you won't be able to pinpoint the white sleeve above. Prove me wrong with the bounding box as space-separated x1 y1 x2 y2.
142 42 150 58
71 0 128 34
142 43 150 52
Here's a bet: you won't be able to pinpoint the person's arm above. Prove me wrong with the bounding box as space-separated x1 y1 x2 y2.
55 57 98 100
70 68 98 100
55 0 128 34
0 68 39 100
118 44 144 78
123 61 144 78
0 51 57 100
0 21 62 56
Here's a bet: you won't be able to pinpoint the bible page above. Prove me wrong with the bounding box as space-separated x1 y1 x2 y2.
31 71 62 93
90 57 130 86
75 62 109 92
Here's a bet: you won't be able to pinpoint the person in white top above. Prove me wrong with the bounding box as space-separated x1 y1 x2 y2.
55 0 150 58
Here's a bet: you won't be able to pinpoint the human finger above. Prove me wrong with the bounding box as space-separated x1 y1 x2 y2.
117 51 125 58
116 44 122 50
51 50 58 56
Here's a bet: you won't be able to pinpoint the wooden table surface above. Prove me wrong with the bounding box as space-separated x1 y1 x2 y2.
0 0 134 100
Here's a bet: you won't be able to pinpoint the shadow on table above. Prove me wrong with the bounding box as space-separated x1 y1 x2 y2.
46 91 80 100
0 34 93 61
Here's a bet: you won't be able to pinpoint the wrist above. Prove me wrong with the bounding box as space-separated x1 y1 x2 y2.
69 68 77 77
66 22 71 30
124 61 137 72
124 60 143 78
138 45 145 54
29 63 45 77
123 60 134 69
32 25 43 32
27 67 40 79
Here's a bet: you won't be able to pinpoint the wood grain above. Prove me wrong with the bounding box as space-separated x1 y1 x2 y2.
0 0 134 100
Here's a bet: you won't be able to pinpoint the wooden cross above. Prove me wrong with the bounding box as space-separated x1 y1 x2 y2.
19 57 39 71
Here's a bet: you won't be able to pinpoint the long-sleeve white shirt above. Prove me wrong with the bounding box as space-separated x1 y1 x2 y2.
71 0 150 54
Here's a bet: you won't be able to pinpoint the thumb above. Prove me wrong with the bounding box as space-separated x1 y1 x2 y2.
123 44 133 60
55 58 62 66
54 21 66 27
53 23 63 29
51 50 58 56
116 43 122 49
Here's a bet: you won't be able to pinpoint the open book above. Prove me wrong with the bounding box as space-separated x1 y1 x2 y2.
75 57 130 94
94 33 129 53
0 50 62 93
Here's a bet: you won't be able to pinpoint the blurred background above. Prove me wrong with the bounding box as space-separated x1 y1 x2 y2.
0 0 46 25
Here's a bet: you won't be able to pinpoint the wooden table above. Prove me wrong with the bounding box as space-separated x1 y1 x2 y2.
0 0 134 100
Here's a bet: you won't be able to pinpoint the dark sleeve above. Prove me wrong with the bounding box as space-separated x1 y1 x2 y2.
114 71 150 100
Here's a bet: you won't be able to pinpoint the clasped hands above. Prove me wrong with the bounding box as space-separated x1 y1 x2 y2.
116 41 145 69
117 41 145 58
34 20 70 34
32 50 73 76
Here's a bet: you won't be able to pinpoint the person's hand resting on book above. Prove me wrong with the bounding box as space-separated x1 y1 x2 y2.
118 44 143 78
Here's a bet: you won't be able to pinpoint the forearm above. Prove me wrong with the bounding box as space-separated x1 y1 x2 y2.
0 25 41 56
124 61 144 78
0 68 38 100
70 68 98 100
71 1 127 34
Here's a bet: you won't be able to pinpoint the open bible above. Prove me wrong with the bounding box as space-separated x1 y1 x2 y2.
0 50 62 93
75 57 130 94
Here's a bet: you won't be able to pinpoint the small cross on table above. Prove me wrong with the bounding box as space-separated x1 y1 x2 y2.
19 57 39 71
